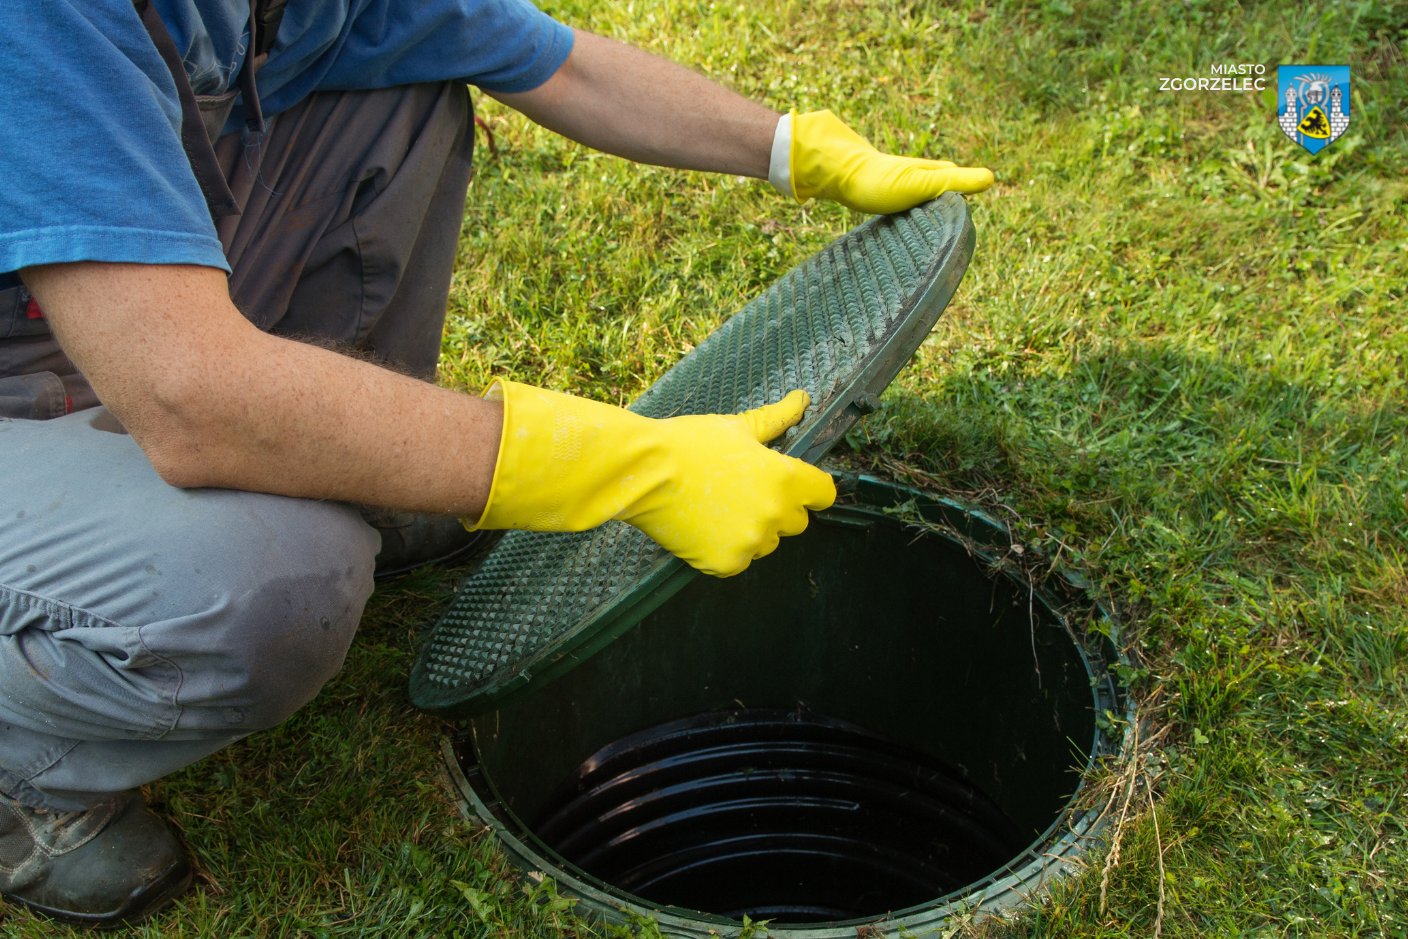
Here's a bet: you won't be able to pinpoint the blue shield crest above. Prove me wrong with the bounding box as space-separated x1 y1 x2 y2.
1277 65 1350 154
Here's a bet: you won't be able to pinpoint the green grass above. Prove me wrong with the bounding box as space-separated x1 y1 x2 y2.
5 0 1406 935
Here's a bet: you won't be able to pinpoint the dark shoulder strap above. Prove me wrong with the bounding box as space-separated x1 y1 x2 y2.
131 0 284 57
132 0 241 218
131 0 282 220
254 0 287 58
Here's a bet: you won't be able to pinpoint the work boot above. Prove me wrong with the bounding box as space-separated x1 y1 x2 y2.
364 508 496 579
0 791 192 926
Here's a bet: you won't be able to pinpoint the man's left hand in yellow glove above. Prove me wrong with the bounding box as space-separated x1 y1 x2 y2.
468 382 837 578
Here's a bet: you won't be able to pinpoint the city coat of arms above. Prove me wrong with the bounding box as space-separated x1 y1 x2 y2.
1277 65 1350 154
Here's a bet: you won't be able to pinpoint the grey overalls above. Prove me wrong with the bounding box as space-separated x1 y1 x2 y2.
0 0 476 811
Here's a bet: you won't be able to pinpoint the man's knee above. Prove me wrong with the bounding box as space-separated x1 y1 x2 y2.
0 522 375 809
204 578 366 731
143 499 379 735
0 527 375 743
0 416 380 742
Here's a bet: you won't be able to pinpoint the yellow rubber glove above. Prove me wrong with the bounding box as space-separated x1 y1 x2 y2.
775 109 995 214
467 381 837 577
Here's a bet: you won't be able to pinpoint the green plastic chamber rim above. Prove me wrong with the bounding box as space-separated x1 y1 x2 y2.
443 475 1136 937
410 194 978 717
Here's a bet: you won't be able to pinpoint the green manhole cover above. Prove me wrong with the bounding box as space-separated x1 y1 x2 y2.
410 194 976 716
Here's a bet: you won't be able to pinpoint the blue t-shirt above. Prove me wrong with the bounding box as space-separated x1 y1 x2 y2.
0 0 573 277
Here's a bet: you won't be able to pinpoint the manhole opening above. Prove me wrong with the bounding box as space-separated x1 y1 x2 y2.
529 707 1032 922
451 480 1124 931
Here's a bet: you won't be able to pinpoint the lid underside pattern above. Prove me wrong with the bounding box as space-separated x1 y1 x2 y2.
411 194 975 715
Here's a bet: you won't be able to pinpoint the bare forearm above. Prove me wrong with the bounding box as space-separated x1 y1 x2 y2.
24 263 500 516
150 334 502 515
492 29 779 178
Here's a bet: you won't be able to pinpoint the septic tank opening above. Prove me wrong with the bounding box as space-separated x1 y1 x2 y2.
527 707 1033 922
447 477 1127 934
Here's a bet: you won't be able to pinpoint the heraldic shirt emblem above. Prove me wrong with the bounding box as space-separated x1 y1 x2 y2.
1277 65 1351 154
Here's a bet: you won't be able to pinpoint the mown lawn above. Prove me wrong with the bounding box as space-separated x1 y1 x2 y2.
4 1 1404 936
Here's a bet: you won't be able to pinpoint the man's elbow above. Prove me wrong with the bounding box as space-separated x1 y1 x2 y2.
116 373 238 490
143 434 219 490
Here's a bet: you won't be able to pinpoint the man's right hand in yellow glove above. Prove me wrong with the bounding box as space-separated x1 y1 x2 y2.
770 109 995 214
466 381 836 577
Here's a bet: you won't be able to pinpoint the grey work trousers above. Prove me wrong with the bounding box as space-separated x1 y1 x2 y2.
0 82 475 811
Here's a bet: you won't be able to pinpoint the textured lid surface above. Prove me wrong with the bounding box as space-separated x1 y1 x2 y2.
410 194 976 716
